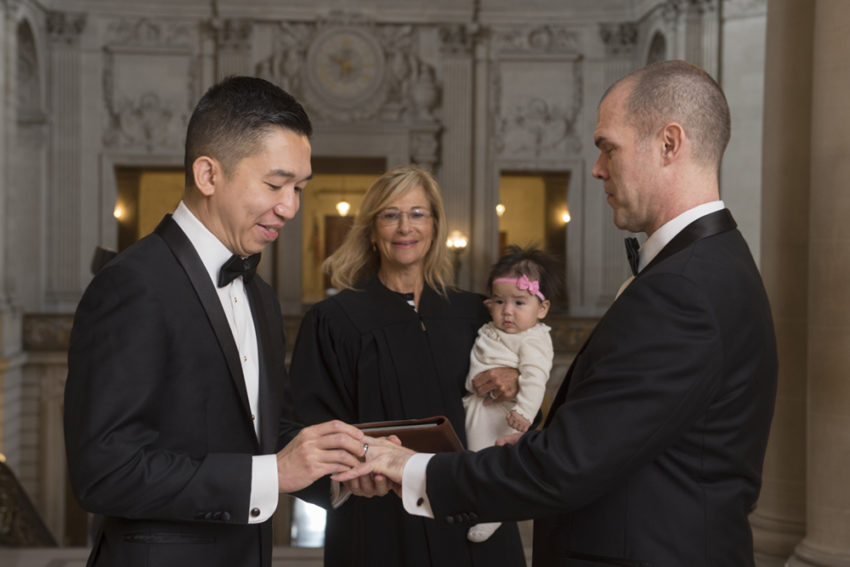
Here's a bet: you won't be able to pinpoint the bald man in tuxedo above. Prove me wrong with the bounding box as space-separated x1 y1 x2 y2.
342 60 777 567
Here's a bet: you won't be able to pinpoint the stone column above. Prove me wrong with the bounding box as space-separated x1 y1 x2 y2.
0 0 26 497
698 0 719 78
437 24 474 288
469 30 494 294
751 1 813 565
597 22 638 302
45 11 86 309
215 19 253 78
788 1 850 565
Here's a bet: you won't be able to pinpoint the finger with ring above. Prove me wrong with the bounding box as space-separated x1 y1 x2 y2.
362 442 369 458
489 391 497 400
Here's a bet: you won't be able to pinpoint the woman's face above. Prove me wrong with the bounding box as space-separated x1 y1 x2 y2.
372 185 435 275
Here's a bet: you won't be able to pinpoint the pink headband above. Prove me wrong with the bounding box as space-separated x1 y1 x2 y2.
492 274 546 301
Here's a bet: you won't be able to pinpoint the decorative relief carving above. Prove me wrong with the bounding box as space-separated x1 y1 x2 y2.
101 18 197 152
599 22 639 56
255 22 312 95
103 91 176 151
214 18 253 51
439 24 474 56
16 23 42 121
410 126 441 172
104 18 194 49
494 59 583 161
493 25 580 55
662 0 723 20
46 11 86 45
255 20 444 127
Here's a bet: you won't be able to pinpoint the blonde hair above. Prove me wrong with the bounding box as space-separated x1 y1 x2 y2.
324 164 453 295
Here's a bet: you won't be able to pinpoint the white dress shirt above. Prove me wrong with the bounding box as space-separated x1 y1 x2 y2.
401 200 727 519
172 202 278 524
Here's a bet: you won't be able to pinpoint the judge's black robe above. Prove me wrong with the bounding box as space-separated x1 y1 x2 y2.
290 277 526 567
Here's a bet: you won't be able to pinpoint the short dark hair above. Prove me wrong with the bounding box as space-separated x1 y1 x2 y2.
607 60 730 169
487 245 563 303
184 76 312 188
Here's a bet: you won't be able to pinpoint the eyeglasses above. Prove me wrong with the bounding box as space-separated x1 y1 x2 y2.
375 208 433 226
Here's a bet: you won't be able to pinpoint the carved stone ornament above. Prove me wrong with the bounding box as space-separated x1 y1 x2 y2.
599 22 639 56
16 23 42 121
439 24 474 56
256 20 443 125
214 18 253 51
46 11 86 45
105 92 177 151
104 18 195 49
410 127 441 171
494 59 583 161
493 25 580 55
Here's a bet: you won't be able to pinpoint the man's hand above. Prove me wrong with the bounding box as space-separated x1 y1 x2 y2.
472 367 520 405
277 420 365 493
332 435 414 487
344 435 403 498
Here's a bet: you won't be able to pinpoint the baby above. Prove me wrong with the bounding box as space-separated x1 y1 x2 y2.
462 245 560 542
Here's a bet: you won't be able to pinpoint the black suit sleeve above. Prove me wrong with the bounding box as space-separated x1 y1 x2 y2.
425 271 724 521
64 263 253 523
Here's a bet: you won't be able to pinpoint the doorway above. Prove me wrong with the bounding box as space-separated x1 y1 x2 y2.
300 157 386 304
497 171 570 311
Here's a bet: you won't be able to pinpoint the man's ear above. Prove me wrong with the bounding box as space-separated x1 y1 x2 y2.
192 156 219 197
660 122 684 164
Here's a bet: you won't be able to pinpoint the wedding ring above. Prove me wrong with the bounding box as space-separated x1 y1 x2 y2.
489 391 497 400
362 442 369 458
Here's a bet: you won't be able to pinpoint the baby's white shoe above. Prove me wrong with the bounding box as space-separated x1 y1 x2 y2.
467 522 501 542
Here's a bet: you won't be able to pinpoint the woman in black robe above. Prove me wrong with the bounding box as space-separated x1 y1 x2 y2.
289 164 526 567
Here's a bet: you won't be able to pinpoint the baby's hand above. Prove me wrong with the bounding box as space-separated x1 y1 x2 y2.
506 410 530 433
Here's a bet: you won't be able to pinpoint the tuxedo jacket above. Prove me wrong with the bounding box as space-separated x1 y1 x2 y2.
64 216 319 567
425 210 778 566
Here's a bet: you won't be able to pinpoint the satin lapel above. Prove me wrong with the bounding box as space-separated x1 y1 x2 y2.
544 209 737 428
639 208 737 276
154 215 254 424
245 279 279 453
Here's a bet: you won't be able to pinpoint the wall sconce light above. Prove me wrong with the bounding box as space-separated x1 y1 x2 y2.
446 230 469 284
113 204 124 220
335 200 351 216
561 207 571 224
495 203 506 217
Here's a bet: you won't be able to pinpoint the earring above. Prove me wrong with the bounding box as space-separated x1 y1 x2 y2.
371 242 377 252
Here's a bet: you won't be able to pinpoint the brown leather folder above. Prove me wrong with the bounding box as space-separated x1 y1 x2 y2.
356 415 464 453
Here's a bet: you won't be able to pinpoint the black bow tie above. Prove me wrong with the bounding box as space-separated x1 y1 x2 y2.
218 253 261 287
625 237 640 276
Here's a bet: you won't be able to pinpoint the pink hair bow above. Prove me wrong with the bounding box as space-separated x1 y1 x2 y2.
492 274 546 301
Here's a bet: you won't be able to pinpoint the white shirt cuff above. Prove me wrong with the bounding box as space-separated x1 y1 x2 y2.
402 453 435 518
248 454 278 523
330 480 352 509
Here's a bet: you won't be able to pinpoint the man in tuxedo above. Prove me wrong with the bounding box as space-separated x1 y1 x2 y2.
64 76 366 567
341 60 778 566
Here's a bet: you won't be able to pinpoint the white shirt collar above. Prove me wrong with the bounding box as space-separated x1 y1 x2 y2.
171 201 234 286
636 200 725 272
